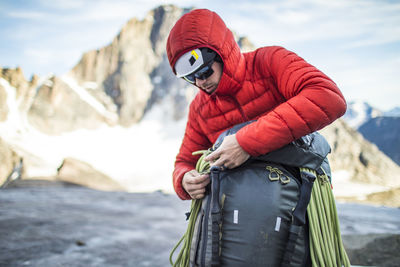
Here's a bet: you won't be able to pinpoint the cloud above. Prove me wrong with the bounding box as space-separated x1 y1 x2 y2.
221 0 400 48
37 0 86 10
330 55 400 110
5 0 161 23
21 47 81 76
11 0 192 22
7 10 47 19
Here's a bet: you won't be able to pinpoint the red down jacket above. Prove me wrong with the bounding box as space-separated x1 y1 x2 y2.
167 9 346 200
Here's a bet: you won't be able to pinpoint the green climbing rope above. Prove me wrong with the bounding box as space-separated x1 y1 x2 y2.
169 149 212 267
303 167 351 267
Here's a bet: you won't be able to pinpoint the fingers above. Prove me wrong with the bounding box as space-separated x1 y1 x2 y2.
204 149 221 162
188 182 209 199
182 170 210 199
188 173 210 184
206 150 230 169
204 134 250 170
186 176 210 190
190 189 207 199
204 148 228 169
212 156 227 168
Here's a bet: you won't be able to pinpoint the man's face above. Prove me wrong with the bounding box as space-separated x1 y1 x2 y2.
195 61 223 94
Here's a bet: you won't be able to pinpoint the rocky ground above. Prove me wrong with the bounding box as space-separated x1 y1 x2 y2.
0 180 399 267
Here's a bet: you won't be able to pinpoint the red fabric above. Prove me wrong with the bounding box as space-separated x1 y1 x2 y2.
167 9 347 200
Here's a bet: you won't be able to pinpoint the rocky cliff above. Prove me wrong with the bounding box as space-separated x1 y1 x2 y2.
0 137 23 187
68 5 190 126
27 76 114 134
319 119 400 206
67 5 256 126
343 101 400 166
0 67 38 122
0 67 117 135
320 119 400 187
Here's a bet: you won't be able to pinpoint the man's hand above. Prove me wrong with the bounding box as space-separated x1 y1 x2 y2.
204 134 250 169
182 170 210 199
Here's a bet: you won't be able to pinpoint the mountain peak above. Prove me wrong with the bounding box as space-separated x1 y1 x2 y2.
1 67 27 89
67 5 188 126
384 107 400 117
343 100 382 129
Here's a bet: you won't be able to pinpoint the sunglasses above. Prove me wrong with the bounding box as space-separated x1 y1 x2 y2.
183 60 214 84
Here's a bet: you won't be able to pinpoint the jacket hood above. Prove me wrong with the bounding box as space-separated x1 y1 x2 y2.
166 9 246 95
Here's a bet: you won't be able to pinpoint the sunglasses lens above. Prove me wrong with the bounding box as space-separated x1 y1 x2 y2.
183 61 214 84
195 66 213 80
183 74 195 84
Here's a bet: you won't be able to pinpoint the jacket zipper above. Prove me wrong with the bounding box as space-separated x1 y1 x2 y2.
228 95 248 122
215 95 248 123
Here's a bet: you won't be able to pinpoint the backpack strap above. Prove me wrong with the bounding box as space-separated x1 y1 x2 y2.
281 168 316 267
293 168 317 225
210 166 223 267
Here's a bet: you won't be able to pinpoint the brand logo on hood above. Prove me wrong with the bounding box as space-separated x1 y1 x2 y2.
189 50 199 66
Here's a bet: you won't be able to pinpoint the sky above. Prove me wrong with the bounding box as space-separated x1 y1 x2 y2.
0 0 399 111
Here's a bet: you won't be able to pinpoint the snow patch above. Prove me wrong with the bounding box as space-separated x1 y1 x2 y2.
0 84 186 194
83 81 99 90
343 101 382 129
61 75 118 122
332 170 389 199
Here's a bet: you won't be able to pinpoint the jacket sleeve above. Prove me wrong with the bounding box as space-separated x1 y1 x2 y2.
236 46 347 156
173 102 212 200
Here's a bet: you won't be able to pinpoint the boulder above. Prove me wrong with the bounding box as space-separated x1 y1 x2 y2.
0 138 23 187
56 158 124 191
27 76 109 134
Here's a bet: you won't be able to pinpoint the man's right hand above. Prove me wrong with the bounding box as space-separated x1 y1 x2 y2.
182 170 210 199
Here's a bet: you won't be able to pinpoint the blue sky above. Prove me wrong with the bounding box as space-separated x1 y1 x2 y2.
0 0 399 111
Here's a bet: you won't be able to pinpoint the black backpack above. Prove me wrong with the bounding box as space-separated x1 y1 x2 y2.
171 121 349 267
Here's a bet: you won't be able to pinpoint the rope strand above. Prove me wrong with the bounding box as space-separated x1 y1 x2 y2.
170 150 212 267
304 167 351 267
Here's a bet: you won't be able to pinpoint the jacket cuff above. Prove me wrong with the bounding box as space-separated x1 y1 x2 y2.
173 166 192 200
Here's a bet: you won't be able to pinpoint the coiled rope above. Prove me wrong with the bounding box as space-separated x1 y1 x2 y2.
169 150 211 267
303 167 351 267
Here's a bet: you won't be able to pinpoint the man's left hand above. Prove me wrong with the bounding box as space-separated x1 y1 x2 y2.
204 134 250 169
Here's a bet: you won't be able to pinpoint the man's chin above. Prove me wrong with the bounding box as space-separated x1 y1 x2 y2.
203 86 217 94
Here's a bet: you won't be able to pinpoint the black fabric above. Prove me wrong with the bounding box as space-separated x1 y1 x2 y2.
292 171 316 226
210 166 222 267
190 121 332 267
213 121 331 171
218 162 307 266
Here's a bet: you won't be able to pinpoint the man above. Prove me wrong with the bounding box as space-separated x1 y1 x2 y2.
166 9 346 200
